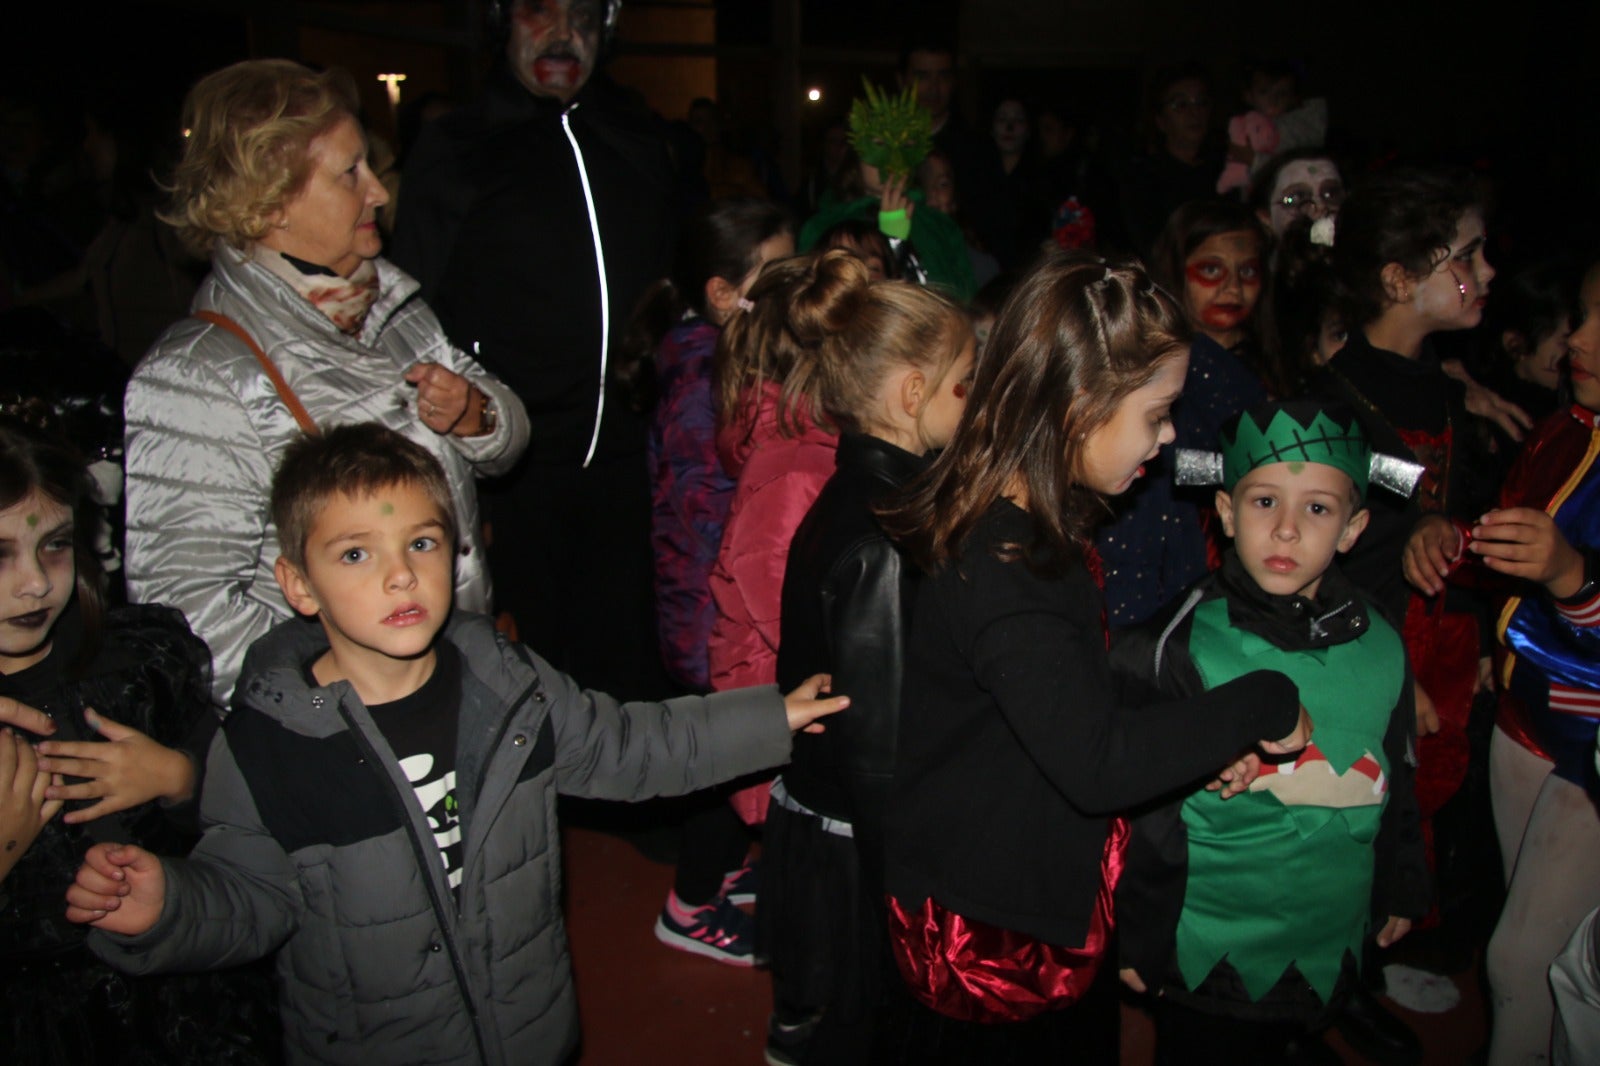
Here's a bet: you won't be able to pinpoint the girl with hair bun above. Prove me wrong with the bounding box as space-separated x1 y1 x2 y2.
876 250 1310 1059
765 258 974 1063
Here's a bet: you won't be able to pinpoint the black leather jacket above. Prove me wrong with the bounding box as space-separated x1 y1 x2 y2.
777 433 928 891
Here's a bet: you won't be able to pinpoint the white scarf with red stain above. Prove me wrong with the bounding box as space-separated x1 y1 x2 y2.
254 245 380 335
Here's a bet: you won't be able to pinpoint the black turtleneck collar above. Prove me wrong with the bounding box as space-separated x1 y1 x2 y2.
1214 549 1372 651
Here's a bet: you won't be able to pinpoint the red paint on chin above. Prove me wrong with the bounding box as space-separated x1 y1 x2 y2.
1199 304 1248 330
533 56 582 88
953 382 968 400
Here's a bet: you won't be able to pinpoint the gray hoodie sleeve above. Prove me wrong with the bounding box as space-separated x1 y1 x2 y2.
541 658 793 801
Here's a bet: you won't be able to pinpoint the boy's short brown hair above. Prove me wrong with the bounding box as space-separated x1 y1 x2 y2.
271 423 458 570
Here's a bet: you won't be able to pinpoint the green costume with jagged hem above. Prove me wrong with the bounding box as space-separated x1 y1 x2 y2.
1177 595 1405 1003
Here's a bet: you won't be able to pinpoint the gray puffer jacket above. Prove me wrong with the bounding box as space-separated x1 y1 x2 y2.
89 611 793 1064
123 245 530 702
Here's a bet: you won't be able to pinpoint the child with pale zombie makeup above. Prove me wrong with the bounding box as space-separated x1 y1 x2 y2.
1111 401 1427 1065
1312 167 1505 961
1251 148 1346 241
1096 199 1273 626
0 414 278 1065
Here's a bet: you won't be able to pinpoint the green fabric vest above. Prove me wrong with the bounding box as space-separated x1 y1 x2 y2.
1176 597 1405 1003
798 194 977 303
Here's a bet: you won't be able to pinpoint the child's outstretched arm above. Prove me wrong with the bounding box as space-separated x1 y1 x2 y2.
64 841 166 934
783 673 850 733
37 709 197 823
0 728 62 881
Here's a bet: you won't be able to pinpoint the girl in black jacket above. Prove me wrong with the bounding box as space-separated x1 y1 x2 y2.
766 254 972 1064
0 415 275 1065
876 251 1312 1061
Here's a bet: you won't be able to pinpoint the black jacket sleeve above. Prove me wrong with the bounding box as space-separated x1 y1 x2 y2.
972 600 1299 817
1107 594 1209 984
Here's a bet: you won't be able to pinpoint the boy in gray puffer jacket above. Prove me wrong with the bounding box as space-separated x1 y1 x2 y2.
66 423 848 1065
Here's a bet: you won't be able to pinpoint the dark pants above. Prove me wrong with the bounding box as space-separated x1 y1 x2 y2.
481 449 668 702
1153 997 1315 1065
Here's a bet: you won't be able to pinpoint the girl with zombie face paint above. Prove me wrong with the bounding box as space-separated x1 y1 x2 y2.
1313 168 1506 957
0 413 278 1065
1094 200 1273 627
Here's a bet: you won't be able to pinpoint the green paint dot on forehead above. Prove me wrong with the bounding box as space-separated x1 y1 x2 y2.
380 501 395 516
25 514 38 528
1286 461 1306 474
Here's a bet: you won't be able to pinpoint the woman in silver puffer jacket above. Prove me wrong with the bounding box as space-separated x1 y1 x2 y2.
124 60 529 702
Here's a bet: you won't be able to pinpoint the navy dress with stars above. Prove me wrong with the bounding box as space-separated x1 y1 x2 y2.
1097 333 1269 627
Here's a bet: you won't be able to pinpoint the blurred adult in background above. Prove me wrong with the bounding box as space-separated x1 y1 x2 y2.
898 31 992 226
394 0 675 699
15 99 206 365
124 59 528 701
1118 64 1224 258
968 97 1050 272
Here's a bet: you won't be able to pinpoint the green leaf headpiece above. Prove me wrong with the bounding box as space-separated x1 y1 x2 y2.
846 79 933 182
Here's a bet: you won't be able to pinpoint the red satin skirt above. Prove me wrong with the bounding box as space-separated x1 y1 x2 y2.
887 817 1128 1023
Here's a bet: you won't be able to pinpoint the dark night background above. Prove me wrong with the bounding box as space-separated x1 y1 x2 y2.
4 0 1599 264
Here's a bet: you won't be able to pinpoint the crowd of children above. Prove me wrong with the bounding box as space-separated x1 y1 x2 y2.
3 31 1599 1066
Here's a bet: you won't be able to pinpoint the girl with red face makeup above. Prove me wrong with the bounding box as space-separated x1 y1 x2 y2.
1094 200 1275 627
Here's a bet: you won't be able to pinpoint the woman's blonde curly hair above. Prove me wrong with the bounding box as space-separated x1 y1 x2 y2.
162 59 356 257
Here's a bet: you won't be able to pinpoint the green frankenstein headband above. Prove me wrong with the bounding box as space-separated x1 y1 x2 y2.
1174 401 1424 500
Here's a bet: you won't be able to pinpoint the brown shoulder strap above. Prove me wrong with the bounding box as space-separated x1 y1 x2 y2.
192 310 320 436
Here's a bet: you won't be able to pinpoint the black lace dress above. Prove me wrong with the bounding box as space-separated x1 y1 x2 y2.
0 601 279 1065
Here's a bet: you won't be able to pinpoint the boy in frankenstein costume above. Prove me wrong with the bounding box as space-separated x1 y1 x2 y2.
1111 400 1432 1062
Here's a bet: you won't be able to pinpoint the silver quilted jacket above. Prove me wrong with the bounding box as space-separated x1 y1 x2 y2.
124 245 530 702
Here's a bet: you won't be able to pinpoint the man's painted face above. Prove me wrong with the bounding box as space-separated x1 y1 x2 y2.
507 0 604 103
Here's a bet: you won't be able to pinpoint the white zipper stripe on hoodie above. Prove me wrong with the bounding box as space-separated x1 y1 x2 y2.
561 103 609 469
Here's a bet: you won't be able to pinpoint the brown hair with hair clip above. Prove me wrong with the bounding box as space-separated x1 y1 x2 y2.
879 250 1189 574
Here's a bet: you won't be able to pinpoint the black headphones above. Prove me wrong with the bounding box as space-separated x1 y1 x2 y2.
485 0 622 48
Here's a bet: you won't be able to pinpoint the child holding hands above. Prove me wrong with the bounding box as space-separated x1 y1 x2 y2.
0 415 270 1064
875 252 1311 1060
1111 401 1428 1064
67 423 848 1066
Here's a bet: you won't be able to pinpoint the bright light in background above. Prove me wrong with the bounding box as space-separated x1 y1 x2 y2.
806 87 822 103
377 72 407 109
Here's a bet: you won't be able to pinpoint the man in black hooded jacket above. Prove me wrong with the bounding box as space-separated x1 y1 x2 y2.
393 0 675 698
